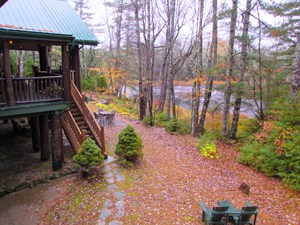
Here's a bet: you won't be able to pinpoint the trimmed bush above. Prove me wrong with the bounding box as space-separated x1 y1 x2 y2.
115 125 143 165
73 138 104 177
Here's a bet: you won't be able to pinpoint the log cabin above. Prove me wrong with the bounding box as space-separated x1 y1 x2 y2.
0 0 105 171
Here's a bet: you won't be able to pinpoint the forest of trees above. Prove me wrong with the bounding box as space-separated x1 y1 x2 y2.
10 0 300 189
71 0 300 135
75 0 300 190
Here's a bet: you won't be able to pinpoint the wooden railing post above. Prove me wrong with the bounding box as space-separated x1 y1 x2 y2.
82 94 86 122
100 126 107 158
81 129 86 144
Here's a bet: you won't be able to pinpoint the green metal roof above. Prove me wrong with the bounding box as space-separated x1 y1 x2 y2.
0 0 98 45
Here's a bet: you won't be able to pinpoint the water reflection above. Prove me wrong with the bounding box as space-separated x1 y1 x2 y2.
126 86 257 117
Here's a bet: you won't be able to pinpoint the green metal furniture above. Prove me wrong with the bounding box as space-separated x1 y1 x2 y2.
218 200 258 225
199 201 229 225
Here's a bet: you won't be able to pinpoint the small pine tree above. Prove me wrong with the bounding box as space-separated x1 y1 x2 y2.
73 138 104 177
97 75 108 89
115 125 143 164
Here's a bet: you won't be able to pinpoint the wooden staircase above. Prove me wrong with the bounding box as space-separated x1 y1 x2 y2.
61 80 106 157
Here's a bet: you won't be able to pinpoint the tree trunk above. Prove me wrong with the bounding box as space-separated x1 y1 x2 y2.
199 0 218 134
292 36 300 97
133 0 147 120
222 0 238 137
231 0 251 139
191 0 204 136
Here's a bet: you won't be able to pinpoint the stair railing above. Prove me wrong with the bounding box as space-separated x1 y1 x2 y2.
61 110 84 152
70 80 106 156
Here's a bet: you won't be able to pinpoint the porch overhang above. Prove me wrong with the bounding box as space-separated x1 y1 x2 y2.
0 29 74 43
0 101 70 119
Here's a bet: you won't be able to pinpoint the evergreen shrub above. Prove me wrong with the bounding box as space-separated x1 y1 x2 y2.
236 118 261 141
163 118 190 134
142 116 152 126
73 138 104 177
238 125 300 190
155 112 167 125
115 125 143 165
82 76 95 91
97 75 108 89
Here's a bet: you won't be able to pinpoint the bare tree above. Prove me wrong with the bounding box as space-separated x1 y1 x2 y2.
198 0 218 134
132 0 147 120
190 1 204 136
230 0 252 139
222 0 238 137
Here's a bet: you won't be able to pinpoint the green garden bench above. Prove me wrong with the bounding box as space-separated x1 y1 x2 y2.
198 201 229 225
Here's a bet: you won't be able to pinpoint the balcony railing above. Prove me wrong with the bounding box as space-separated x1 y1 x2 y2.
0 75 63 106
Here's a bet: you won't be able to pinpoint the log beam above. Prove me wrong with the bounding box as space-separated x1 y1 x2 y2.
70 45 81 92
30 116 41 153
39 46 49 71
2 40 15 106
62 44 71 101
51 112 62 171
39 114 50 161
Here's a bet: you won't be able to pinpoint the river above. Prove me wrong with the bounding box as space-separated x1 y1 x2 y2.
125 85 257 117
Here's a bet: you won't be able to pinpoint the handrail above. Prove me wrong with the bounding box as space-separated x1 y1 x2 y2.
12 76 63 103
70 80 105 155
61 110 82 152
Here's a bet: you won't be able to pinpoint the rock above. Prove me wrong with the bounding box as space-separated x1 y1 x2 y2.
0 189 7 198
239 181 250 194
14 181 30 192
113 191 126 200
107 184 119 192
29 180 38 188
4 185 14 194
115 174 125 182
49 173 57 180
99 209 111 220
103 199 113 209
38 178 50 184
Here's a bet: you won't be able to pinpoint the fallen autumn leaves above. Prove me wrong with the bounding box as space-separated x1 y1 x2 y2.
43 114 300 224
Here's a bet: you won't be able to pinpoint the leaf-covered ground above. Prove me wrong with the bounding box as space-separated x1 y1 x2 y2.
105 115 300 225
42 114 300 224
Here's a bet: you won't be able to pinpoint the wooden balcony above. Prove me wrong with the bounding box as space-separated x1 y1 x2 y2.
0 75 63 106
0 74 69 119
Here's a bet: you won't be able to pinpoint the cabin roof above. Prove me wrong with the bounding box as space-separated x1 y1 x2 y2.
0 0 98 45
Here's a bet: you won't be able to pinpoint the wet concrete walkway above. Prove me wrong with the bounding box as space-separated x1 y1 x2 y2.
97 156 126 225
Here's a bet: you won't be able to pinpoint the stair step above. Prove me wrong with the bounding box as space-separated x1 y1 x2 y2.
75 117 83 122
72 112 81 117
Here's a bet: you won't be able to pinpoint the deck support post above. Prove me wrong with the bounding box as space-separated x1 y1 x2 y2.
39 114 50 161
2 41 15 106
70 45 81 92
51 112 62 171
30 116 41 152
62 44 71 101
39 46 49 71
